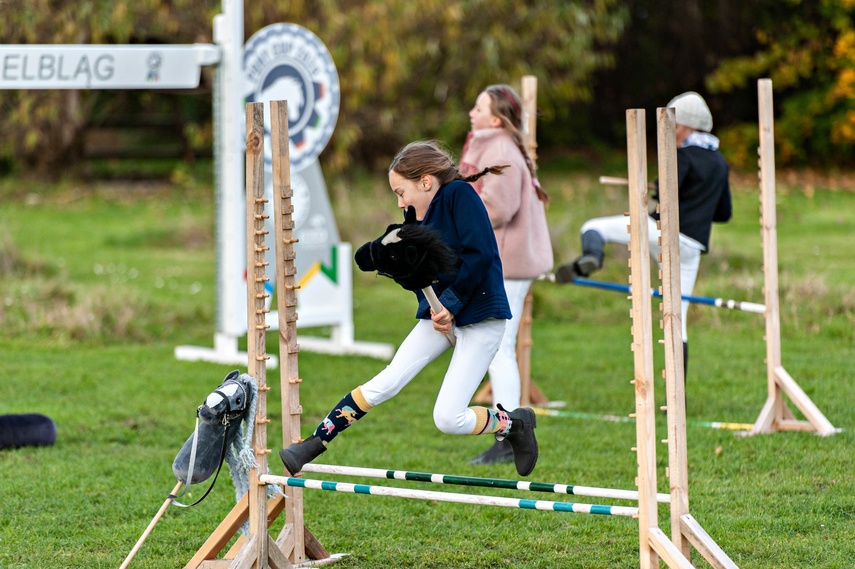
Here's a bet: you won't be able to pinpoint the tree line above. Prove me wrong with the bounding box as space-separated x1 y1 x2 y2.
0 0 851 179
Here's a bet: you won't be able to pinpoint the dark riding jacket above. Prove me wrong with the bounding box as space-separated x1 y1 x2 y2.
650 145 732 251
414 179 511 327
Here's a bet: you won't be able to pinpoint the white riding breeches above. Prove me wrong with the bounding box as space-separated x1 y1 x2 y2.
581 214 703 340
359 317 506 435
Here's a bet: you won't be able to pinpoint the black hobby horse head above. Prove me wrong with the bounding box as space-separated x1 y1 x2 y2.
354 206 458 291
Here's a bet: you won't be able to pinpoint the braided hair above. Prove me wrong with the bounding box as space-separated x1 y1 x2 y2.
483 84 549 204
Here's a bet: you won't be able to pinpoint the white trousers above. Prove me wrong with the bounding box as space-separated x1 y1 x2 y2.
581 214 703 340
486 279 533 410
360 318 506 435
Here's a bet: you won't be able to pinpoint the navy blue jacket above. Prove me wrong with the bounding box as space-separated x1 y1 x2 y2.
414 179 511 326
650 145 732 251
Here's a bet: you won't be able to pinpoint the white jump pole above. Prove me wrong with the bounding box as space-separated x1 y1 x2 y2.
300 463 671 503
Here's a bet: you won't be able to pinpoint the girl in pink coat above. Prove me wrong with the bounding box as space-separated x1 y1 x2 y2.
460 84 553 465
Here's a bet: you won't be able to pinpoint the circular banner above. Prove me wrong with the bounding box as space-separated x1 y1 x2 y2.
243 23 340 172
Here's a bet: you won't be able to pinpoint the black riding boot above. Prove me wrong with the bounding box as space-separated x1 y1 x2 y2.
470 439 514 465
497 404 538 477
554 230 605 282
279 435 327 475
573 230 605 276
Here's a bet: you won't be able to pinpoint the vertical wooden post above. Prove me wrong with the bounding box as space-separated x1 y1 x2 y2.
270 99 330 564
750 78 836 436
660 105 739 569
518 75 538 408
656 107 690 557
625 108 659 569
521 75 538 164
245 100 271 566
184 100 312 569
752 78 786 433
516 288 534 407
269 100 309 563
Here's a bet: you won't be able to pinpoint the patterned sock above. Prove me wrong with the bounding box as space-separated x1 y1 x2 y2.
469 406 512 436
312 387 373 444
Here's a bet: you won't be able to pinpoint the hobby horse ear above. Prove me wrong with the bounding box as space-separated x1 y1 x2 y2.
403 205 417 225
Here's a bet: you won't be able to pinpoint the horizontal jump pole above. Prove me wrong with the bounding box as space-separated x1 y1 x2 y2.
598 175 656 190
567 277 766 314
260 474 639 517
533 407 755 432
301 463 669 503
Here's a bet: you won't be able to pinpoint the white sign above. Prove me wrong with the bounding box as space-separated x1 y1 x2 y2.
241 22 343 320
243 23 340 172
0 45 219 89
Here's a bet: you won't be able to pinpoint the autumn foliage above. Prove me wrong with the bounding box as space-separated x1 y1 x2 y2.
0 0 852 177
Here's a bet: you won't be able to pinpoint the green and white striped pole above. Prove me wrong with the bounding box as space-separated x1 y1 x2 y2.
260 474 640 517
300 463 669 503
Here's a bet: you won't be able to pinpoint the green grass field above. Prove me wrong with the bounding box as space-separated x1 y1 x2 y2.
1 158 853 568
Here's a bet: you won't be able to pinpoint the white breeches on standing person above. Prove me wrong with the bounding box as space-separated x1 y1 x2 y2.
581 214 704 340
487 279 533 411
359 317 506 435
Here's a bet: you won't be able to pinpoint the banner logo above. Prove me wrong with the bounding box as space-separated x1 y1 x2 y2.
243 23 340 172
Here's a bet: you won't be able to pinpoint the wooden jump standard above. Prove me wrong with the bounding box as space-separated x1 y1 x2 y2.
749 79 836 436
183 100 331 568
629 106 737 568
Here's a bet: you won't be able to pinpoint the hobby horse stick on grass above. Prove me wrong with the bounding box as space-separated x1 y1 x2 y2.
119 481 183 569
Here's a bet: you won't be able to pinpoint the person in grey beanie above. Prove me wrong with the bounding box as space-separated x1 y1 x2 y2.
555 91 732 380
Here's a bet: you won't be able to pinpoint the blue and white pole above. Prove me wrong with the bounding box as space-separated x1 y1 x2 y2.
562 277 766 314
